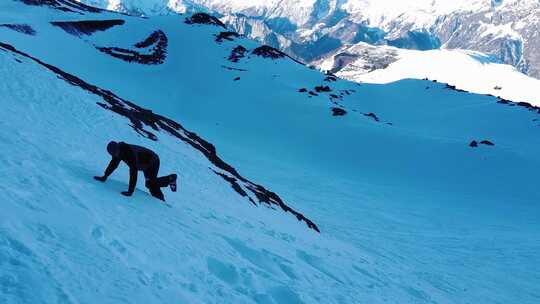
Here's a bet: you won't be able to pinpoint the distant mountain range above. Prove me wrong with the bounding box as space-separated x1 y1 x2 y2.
76 0 540 80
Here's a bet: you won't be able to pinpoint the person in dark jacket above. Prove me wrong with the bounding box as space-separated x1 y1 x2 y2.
94 141 177 201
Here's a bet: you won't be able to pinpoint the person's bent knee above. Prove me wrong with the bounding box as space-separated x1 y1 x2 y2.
145 178 156 188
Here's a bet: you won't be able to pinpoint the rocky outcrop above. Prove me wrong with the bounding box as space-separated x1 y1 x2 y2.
331 108 347 116
227 45 247 63
20 0 103 13
470 140 495 148
185 13 226 29
96 30 168 65
0 24 36 35
51 20 125 36
252 45 304 65
215 31 240 43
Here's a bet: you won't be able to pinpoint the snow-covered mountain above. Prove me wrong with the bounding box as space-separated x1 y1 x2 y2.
2 1 540 303
316 43 540 105
74 0 540 80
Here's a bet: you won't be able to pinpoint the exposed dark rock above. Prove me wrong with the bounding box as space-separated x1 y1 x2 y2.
364 112 379 122
215 31 240 43
0 24 36 35
96 30 167 65
252 45 304 65
480 140 495 146
51 19 125 36
19 0 103 13
315 85 331 93
185 13 226 28
233 77 240 81
494 86 502 90
298 88 307 93
330 94 339 99
252 45 286 59
324 75 337 82
221 65 247 72
212 170 255 205
308 91 318 96
228 45 247 63
445 84 467 93
497 97 540 113
470 140 495 147
0 40 320 233
332 108 347 116
517 101 532 107
516 102 538 112
134 30 163 48
20 0 57 4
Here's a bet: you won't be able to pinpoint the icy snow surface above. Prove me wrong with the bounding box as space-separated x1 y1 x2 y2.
1 1 539 303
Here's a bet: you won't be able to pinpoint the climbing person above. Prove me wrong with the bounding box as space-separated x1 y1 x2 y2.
94 141 177 201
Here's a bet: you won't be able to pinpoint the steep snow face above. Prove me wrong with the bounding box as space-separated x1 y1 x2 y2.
2 1 540 304
316 43 540 105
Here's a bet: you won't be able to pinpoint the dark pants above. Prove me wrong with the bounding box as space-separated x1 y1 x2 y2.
143 158 172 201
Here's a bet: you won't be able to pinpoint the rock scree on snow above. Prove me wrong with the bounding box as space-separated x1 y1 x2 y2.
331 107 347 116
0 41 320 233
252 45 305 65
0 24 36 35
51 19 125 36
96 30 168 65
228 45 247 63
215 31 240 43
19 0 103 13
185 13 226 28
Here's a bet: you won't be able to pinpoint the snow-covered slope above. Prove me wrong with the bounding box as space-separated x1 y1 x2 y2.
1 1 540 303
74 0 540 79
317 43 540 105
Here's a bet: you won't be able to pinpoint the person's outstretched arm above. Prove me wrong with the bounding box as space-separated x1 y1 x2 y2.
104 157 121 178
94 157 120 182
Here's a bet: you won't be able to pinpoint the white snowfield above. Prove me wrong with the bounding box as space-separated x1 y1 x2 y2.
1 1 540 304
321 45 540 106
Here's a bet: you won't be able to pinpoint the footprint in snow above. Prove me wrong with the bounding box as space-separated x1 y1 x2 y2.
207 257 239 285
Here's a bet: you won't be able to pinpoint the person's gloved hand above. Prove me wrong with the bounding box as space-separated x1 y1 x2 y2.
121 191 133 197
94 176 107 182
